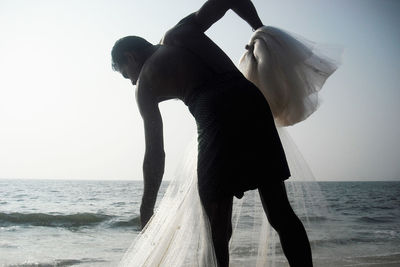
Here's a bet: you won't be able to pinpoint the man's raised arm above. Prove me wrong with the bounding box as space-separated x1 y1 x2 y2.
193 0 263 32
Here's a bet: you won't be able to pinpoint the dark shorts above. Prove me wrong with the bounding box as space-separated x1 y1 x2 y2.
184 72 290 203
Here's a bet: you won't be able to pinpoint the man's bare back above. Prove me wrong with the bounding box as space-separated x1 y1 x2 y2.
138 45 213 101
138 14 238 103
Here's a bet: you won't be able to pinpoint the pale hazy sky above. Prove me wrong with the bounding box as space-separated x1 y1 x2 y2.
0 0 399 181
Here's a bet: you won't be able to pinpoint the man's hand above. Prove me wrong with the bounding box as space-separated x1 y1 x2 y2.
140 202 154 229
139 182 162 229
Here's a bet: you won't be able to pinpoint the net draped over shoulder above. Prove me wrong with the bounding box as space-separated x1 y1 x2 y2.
183 71 290 202
119 26 342 267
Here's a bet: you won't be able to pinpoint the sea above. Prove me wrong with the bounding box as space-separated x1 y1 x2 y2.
0 179 399 267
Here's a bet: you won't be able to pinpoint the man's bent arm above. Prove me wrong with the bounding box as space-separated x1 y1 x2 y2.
230 0 263 30
194 0 263 32
136 85 165 228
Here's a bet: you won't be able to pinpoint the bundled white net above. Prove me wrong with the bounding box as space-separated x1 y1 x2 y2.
239 26 341 126
119 27 341 266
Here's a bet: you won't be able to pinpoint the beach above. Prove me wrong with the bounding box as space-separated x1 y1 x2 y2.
1 180 399 266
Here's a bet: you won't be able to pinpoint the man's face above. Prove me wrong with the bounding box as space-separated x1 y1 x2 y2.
119 53 141 85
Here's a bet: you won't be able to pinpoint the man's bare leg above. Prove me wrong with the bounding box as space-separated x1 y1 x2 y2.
258 182 313 267
201 196 233 267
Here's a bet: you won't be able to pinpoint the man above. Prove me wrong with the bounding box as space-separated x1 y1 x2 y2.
111 0 312 266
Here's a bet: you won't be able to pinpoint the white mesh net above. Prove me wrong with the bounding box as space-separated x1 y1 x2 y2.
119 26 342 267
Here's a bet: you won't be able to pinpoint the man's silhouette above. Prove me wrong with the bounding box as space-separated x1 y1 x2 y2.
111 0 312 266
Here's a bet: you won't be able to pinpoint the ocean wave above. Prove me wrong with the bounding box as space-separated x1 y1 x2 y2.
6 258 107 267
309 232 399 246
0 212 111 228
0 212 142 229
309 237 363 246
299 215 328 222
373 230 399 238
110 216 141 229
343 252 400 266
357 216 396 223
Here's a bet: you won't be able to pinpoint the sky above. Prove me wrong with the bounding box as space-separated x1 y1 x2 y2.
0 0 399 181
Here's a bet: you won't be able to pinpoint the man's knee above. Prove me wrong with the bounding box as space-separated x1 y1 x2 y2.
211 227 231 247
266 208 297 232
258 182 299 231
213 220 232 242
201 197 233 243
